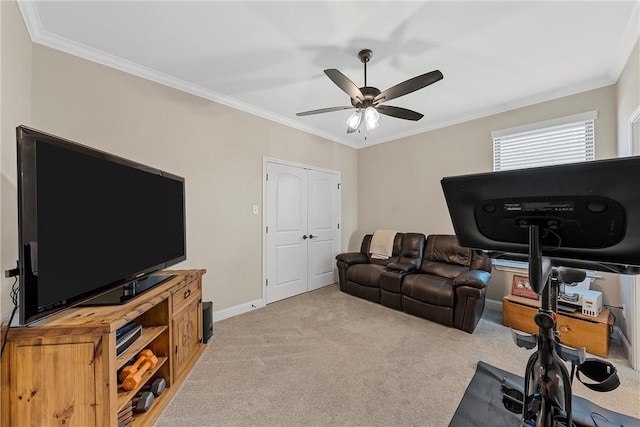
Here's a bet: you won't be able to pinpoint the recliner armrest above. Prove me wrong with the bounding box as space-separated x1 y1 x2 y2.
453 270 491 289
336 252 368 266
385 262 417 273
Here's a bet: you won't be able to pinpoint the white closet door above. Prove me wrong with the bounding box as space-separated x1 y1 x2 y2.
307 170 340 291
265 161 341 303
265 163 308 303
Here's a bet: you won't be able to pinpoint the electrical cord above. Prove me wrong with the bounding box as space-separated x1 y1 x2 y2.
0 277 19 359
541 227 562 251
603 304 621 337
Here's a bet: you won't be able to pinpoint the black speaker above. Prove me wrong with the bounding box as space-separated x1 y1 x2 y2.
203 301 213 344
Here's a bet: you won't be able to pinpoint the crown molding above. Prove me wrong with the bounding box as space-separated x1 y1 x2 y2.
361 75 616 149
16 1 41 41
16 2 359 150
607 1 639 81
14 1 632 151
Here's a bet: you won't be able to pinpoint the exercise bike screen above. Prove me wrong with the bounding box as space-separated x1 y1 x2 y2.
441 156 640 271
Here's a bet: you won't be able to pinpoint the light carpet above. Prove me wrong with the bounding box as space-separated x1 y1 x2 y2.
155 284 639 426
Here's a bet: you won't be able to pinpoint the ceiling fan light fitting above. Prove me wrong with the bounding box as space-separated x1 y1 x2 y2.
346 110 363 132
364 106 379 131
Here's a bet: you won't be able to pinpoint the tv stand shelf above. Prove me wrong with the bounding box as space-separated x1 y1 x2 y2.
117 356 168 411
116 326 167 367
1 269 206 427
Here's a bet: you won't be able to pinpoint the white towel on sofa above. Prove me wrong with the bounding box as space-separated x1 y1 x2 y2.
370 229 398 259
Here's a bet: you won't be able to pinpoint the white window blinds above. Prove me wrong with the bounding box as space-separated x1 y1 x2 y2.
492 111 596 171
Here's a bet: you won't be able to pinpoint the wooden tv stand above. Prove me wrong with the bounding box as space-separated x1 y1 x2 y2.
1 269 206 427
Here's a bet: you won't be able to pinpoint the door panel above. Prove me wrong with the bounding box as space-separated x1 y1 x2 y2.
276 173 304 231
266 163 308 303
275 243 306 285
311 239 335 279
307 170 340 291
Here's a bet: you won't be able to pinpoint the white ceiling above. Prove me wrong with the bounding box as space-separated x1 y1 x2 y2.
18 1 640 148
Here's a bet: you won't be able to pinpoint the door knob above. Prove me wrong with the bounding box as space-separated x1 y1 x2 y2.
309 234 316 239
302 235 308 239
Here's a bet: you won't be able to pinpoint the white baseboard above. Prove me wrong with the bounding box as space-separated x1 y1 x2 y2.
213 298 265 322
612 325 632 361
485 298 503 312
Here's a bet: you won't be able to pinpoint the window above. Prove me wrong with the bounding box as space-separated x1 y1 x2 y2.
492 111 596 171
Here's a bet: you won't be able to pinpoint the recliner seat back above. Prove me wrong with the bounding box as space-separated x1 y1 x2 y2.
397 232 425 269
360 233 404 265
420 235 491 278
421 235 471 278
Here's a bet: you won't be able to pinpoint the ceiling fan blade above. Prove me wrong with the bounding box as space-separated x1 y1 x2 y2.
296 106 354 117
374 70 443 104
376 105 424 121
324 69 365 101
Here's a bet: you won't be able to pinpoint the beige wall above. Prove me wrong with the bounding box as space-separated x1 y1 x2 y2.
1 0 32 322
3 41 358 315
357 85 621 305
616 39 639 344
1 0 636 336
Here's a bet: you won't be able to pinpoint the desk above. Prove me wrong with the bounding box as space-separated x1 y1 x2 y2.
502 294 612 357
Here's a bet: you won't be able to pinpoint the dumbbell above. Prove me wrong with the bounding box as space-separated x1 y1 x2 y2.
122 353 158 391
132 391 154 413
141 377 166 397
119 349 155 383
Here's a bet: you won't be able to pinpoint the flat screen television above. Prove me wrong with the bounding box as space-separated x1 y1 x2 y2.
16 126 186 325
440 156 640 274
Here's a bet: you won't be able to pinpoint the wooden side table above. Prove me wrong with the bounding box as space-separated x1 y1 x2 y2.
502 294 612 357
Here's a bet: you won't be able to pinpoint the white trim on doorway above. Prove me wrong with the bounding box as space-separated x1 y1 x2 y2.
630 105 640 155
261 157 342 306
630 105 640 369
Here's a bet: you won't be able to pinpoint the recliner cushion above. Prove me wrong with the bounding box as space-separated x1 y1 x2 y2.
420 261 467 279
402 274 454 306
421 235 471 279
346 263 386 288
361 233 404 264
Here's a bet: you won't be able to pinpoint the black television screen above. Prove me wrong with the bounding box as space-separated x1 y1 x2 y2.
440 156 640 273
17 126 186 325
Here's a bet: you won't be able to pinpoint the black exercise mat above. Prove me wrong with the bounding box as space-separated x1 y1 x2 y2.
449 361 639 427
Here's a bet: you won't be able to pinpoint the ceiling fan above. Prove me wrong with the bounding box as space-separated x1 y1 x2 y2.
296 49 443 134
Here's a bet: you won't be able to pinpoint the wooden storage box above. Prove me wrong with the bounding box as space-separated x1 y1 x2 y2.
502 294 612 358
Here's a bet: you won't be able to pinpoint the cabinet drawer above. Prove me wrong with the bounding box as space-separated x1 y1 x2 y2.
172 278 201 314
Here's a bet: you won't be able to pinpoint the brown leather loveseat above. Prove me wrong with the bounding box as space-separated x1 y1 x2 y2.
336 233 492 333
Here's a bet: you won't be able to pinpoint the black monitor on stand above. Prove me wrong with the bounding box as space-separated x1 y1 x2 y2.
441 156 640 427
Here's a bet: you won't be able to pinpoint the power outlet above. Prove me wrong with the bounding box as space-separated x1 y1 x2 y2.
622 303 626 319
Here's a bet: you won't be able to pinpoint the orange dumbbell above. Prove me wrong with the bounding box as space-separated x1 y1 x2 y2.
119 349 155 384
122 353 158 391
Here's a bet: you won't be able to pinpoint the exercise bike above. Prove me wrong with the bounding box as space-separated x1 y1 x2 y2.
440 156 640 427
512 225 586 426
506 225 622 426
